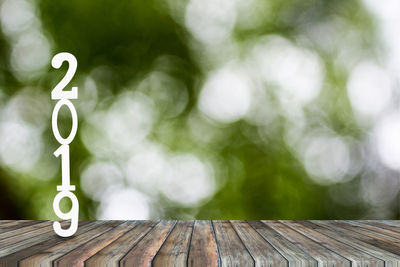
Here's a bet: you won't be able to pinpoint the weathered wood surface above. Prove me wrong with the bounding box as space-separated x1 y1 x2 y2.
0 220 399 266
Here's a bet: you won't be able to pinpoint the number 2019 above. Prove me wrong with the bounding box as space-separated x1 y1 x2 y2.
51 52 79 237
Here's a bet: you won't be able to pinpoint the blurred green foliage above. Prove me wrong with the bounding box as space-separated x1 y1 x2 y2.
0 0 399 220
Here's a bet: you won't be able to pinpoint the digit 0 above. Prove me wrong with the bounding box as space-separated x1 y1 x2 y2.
51 99 78 145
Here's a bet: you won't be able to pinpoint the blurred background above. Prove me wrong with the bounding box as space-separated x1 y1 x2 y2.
0 0 399 220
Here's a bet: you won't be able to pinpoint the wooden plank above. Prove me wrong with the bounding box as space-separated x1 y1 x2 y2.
330 221 400 255
0 221 35 229
248 220 317 266
0 221 91 263
212 220 253 266
3 221 103 267
378 221 400 227
231 221 287 266
120 220 176 266
20 221 115 267
344 221 400 239
0 221 43 233
282 221 384 266
187 220 219 267
0 221 53 240
152 221 193 267
265 221 350 266
310 221 400 267
85 221 158 267
0 220 398 266
18 221 118 267
0 221 71 258
0 221 52 247
53 221 135 267
361 221 400 234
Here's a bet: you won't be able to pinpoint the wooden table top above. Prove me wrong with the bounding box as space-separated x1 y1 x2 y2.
0 220 399 266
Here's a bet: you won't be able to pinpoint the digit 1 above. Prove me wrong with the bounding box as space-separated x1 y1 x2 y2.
54 145 75 191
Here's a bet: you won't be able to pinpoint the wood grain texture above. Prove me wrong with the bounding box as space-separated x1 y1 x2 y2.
361 221 400 234
18 221 112 267
282 221 384 266
379 220 400 227
1 221 92 267
0 221 91 266
0 221 53 240
265 221 350 266
120 220 176 267
0 220 399 266
152 221 193 267
187 220 219 267
0 221 72 258
342 220 400 240
310 221 400 266
231 220 287 267
213 220 253 266
0 221 42 233
85 221 158 267
331 221 400 255
249 220 317 266
54 221 134 267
